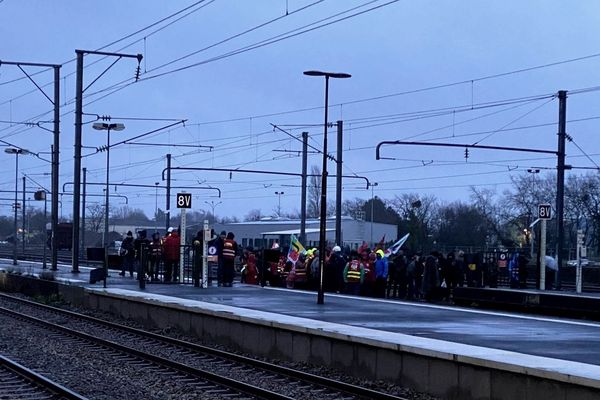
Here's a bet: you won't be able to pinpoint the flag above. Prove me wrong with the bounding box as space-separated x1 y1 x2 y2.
384 233 410 257
287 234 306 265
357 241 369 254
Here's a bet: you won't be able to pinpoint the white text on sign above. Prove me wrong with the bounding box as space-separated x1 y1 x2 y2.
177 193 192 209
538 204 552 220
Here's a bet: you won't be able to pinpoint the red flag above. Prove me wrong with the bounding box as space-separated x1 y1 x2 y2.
357 241 369 254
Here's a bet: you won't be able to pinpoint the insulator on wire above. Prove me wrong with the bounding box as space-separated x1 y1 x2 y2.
464 147 469 160
135 65 141 82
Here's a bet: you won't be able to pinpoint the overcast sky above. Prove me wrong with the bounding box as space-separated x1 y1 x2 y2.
2 1 600 221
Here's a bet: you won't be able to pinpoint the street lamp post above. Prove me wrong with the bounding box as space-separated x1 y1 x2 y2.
205 200 222 223
33 190 48 269
5 148 31 265
527 168 540 259
303 69 351 305
93 122 125 252
275 191 284 217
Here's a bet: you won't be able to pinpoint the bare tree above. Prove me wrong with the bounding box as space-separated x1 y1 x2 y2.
244 209 263 221
307 165 336 218
343 198 366 220
307 165 321 218
388 193 437 251
86 203 105 233
565 174 600 252
470 187 511 246
112 205 149 224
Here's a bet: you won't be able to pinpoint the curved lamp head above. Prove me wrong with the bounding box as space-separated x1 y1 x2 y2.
303 70 351 79
93 122 125 131
4 147 30 155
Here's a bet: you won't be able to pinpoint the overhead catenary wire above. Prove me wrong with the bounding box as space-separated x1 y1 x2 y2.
0 0 215 88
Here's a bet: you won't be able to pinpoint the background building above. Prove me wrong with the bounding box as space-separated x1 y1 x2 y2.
214 216 397 250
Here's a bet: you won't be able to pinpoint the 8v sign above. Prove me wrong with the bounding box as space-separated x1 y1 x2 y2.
177 193 192 208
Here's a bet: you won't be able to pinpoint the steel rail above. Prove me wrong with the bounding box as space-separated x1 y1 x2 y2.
0 305 291 400
0 354 88 400
0 293 408 400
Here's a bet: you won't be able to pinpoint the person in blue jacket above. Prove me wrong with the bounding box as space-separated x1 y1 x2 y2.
374 249 388 298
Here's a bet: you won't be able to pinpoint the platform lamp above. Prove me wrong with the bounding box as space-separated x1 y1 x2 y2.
303 70 351 305
93 122 125 286
5 147 31 265
34 190 48 269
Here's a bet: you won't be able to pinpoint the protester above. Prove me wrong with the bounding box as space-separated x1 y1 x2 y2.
148 232 163 282
215 230 226 286
221 232 237 287
374 249 388 298
343 252 365 295
163 227 180 282
133 230 150 280
192 230 204 283
120 231 135 277
422 254 440 302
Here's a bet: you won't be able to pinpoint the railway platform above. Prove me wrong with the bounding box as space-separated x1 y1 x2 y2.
2 258 600 399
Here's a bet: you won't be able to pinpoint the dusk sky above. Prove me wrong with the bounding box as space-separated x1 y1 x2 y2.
2 1 600 221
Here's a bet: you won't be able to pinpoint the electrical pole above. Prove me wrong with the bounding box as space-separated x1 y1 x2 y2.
335 120 343 247
72 50 84 273
81 167 86 257
556 90 568 290
71 49 141 274
300 132 308 245
0 61 60 270
22 177 26 254
166 153 172 231
51 67 60 271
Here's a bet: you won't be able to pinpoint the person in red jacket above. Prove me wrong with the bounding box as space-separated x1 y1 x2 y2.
163 227 180 282
244 252 259 285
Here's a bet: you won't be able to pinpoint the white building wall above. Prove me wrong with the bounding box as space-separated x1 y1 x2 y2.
213 218 397 249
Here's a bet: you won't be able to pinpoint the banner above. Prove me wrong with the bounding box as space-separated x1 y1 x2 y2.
384 233 410 257
287 234 306 265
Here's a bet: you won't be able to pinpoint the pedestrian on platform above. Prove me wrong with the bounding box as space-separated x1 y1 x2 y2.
343 252 364 295
120 231 135 277
163 227 180 282
544 254 558 290
406 254 420 300
293 254 308 289
133 230 150 280
192 230 204 283
244 251 259 285
361 250 376 297
148 232 163 282
327 246 346 293
518 253 529 289
422 254 440 302
285 260 296 289
216 230 226 286
222 232 237 287
374 249 388 298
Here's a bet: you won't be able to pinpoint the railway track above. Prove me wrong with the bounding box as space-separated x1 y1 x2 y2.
0 354 88 400
0 293 407 400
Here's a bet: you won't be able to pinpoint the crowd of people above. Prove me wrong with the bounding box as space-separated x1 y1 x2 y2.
242 245 468 301
117 227 182 283
116 228 543 299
